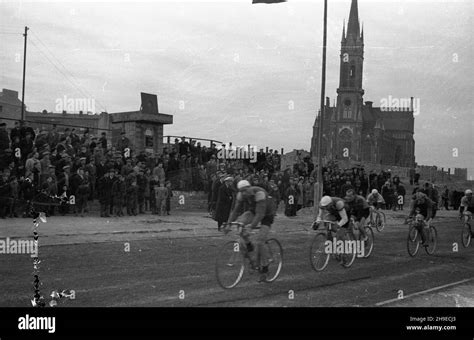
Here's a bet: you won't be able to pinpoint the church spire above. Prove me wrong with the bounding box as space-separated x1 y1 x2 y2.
341 19 346 42
347 0 360 39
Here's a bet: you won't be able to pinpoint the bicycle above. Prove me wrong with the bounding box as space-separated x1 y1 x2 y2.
406 215 437 257
461 212 472 248
215 222 283 289
309 220 357 271
348 217 374 259
368 206 386 232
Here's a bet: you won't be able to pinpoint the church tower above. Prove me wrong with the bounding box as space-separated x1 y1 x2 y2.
335 0 364 161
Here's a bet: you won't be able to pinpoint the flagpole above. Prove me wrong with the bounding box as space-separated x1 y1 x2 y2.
315 0 327 216
21 26 29 121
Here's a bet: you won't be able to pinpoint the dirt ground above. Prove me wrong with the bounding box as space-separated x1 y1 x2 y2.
0 205 472 307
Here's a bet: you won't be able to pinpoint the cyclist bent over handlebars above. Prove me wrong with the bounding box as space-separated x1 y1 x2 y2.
226 180 276 281
407 191 435 247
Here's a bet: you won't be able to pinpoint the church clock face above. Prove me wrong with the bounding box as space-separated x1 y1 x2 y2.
344 99 351 106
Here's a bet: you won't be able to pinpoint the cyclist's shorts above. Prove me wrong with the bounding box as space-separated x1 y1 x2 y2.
237 211 273 228
353 207 370 222
261 214 274 226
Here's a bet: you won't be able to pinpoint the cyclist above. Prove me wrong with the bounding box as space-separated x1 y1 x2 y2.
344 189 369 241
367 189 385 209
226 180 276 281
407 191 435 247
459 189 474 224
313 196 349 232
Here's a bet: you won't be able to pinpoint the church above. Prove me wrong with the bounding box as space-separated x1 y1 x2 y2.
311 0 416 168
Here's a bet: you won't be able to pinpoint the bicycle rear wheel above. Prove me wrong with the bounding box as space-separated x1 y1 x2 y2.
375 212 386 232
461 223 472 248
309 233 330 271
363 226 374 258
340 232 357 268
407 225 420 257
425 226 437 255
215 240 245 289
264 238 283 282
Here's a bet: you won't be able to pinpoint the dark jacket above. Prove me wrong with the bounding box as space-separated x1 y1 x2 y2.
215 183 234 223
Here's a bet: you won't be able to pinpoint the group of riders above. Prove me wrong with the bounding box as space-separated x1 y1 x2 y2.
224 179 474 281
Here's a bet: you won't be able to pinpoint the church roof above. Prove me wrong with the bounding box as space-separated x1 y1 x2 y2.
362 105 414 132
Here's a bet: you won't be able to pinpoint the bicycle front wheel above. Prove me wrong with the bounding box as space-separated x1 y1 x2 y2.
340 232 357 268
264 238 283 283
375 212 386 232
461 223 472 248
215 240 245 289
363 226 374 258
425 226 437 255
407 225 420 257
309 233 330 271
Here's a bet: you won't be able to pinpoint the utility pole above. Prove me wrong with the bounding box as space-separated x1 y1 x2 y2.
21 26 29 121
314 0 327 217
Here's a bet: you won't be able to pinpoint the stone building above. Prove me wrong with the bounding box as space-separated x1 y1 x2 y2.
311 0 416 167
0 89 173 155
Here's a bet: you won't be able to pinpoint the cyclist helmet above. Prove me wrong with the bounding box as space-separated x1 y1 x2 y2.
465 189 473 196
319 196 332 208
371 189 378 195
237 180 251 190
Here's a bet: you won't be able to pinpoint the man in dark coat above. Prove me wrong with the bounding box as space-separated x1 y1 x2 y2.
0 122 10 152
210 172 225 218
214 176 234 231
99 169 115 217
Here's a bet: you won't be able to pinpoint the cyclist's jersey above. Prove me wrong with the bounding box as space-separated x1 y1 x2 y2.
460 195 474 213
367 193 384 206
316 197 349 227
409 193 434 219
345 195 370 216
235 186 276 225
325 197 347 221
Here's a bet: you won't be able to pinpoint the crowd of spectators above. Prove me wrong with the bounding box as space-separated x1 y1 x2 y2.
0 120 466 221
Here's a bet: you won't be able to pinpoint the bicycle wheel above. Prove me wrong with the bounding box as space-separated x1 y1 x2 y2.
375 212 386 232
363 226 374 258
215 240 245 289
309 233 330 271
461 223 472 248
407 225 420 257
264 238 283 282
425 226 437 255
340 231 357 268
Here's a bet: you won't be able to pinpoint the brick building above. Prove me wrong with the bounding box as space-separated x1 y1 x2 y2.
311 0 416 167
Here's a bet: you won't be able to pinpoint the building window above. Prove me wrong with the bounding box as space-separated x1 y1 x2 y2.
350 65 355 78
343 107 352 119
145 128 154 148
0 105 2 113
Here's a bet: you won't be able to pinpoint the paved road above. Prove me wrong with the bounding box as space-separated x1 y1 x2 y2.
0 208 472 307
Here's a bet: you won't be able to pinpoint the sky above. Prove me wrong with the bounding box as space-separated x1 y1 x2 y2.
0 0 473 177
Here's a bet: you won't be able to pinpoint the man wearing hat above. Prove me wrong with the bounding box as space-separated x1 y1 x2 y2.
116 131 131 154
99 168 115 217
57 165 70 195
214 176 235 231
210 172 226 218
